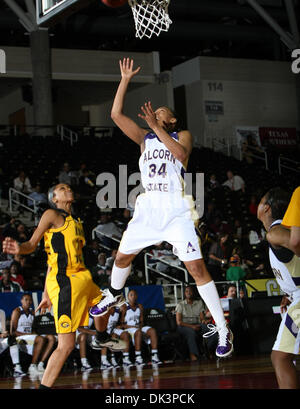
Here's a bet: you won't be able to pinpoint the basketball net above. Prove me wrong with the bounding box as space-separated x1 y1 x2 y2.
128 0 172 39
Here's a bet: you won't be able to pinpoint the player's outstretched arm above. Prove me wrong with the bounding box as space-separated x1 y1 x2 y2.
111 58 147 146
2 209 57 255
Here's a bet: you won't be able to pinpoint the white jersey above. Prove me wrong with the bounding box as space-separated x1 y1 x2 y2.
107 308 120 334
124 303 140 327
269 219 300 300
139 131 185 195
119 130 202 262
16 307 34 334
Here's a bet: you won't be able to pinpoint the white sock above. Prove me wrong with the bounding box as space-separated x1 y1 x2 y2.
111 263 132 290
197 281 227 329
101 355 108 363
9 345 20 366
81 358 87 366
136 351 141 356
152 349 158 356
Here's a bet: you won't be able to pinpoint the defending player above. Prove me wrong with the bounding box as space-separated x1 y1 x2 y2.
2 183 125 388
90 58 233 358
257 187 300 389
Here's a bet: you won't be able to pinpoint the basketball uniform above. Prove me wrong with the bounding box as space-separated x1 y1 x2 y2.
107 308 124 337
123 302 151 345
44 212 102 334
0 309 8 355
15 307 37 355
118 131 202 261
269 220 300 355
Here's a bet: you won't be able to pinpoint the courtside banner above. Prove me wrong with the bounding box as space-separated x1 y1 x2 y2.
259 127 297 149
0 291 43 317
245 279 284 297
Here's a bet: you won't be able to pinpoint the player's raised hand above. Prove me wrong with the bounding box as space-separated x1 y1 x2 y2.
138 101 158 130
2 237 20 255
119 57 141 79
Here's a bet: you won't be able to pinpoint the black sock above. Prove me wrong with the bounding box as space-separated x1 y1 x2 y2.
39 384 51 389
109 285 122 297
96 330 109 342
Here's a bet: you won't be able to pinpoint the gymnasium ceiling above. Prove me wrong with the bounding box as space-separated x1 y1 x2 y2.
0 0 299 71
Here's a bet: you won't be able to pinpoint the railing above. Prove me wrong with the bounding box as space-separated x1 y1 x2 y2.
92 227 121 251
278 155 300 175
8 188 39 224
212 138 231 157
56 125 78 146
144 252 189 284
239 143 269 170
162 280 242 308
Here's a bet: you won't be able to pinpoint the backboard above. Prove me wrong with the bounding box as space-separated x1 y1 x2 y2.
36 0 94 26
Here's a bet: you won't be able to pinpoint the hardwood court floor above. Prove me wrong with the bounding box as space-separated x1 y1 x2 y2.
1 354 298 390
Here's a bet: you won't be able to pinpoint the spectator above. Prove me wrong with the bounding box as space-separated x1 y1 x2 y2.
106 249 118 270
94 213 122 249
116 208 132 232
232 219 243 241
16 223 30 243
9 262 26 290
175 285 207 361
196 222 213 262
207 233 230 281
0 269 23 292
58 162 73 185
120 289 161 366
222 170 245 193
208 174 221 191
91 252 111 287
13 170 32 195
220 284 238 323
83 240 101 269
241 134 264 165
225 254 247 282
248 195 258 217
2 218 19 240
9 293 50 377
78 169 95 195
75 317 94 371
0 308 9 357
27 184 48 211
99 307 132 369
203 202 223 230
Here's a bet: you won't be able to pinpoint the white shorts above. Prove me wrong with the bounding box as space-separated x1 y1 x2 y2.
273 297 300 355
16 334 38 356
119 193 202 262
0 338 8 355
112 328 124 337
126 326 152 346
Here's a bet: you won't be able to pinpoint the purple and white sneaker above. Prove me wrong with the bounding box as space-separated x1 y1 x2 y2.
90 288 125 317
203 324 234 358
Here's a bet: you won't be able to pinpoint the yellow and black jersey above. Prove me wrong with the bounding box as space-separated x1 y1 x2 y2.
43 211 102 333
44 213 86 273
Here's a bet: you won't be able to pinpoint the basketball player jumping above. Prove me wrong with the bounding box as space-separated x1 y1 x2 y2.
90 58 233 358
2 183 125 388
257 187 300 389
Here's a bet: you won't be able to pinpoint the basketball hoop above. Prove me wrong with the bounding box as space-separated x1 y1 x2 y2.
128 0 172 39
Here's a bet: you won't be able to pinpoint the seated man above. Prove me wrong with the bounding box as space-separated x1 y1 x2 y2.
120 289 161 366
175 285 207 361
